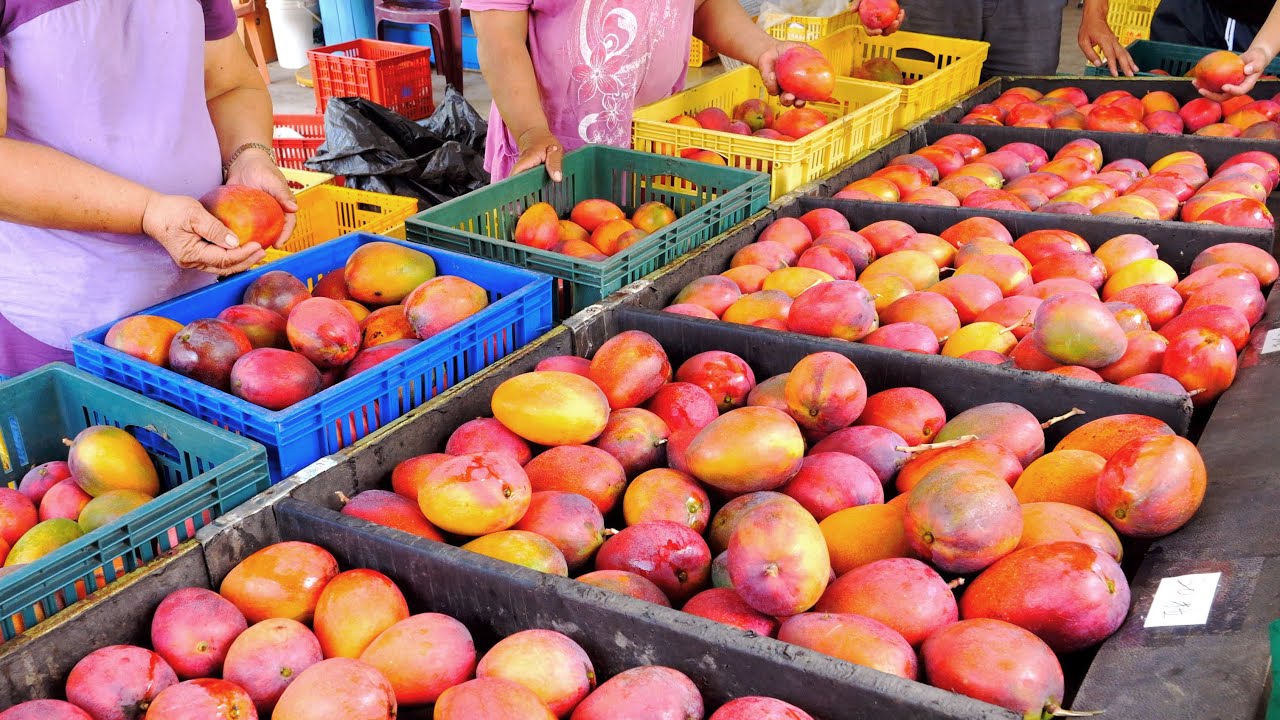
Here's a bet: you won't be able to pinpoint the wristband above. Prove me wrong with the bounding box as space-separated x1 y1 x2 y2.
222 142 276 177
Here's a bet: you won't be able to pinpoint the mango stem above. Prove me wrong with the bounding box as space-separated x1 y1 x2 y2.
1041 408 1085 429
1046 701 1104 717
62 438 74 448
895 434 980 454
335 491 351 506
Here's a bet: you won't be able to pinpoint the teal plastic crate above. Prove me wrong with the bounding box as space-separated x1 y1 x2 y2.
0 363 268 640
1085 39 1280 77
406 145 771 317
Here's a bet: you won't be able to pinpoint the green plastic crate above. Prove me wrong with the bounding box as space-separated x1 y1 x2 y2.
1085 39 1280 77
0 363 269 640
406 145 771 317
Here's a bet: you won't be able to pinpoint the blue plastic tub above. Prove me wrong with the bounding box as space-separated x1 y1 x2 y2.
319 0 377 44
0 363 269 640
72 234 555 482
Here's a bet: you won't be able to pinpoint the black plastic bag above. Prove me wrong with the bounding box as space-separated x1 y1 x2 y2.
305 88 489 207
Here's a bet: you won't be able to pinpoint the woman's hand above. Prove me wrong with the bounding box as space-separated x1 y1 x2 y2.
512 127 565 181
1078 7 1137 76
756 41 811 108
225 149 298 248
850 1 904 35
141 193 265 275
1195 47 1272 100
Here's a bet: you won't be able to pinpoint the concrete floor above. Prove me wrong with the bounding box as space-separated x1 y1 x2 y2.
268 3 1091 117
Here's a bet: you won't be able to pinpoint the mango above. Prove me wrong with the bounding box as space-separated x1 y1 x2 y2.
1017 502 1123 561
402 275 488 339
815 557 957 647
514 491 606 570
959 541 1130 653
219 541 339 624
524 445 626 514
77 489 151 533
65 645 178 720
687 407 805 493
784 352 867 438
200 184 285 248
683 587 780 637
476 630 595 717
776 613 917 679
710 697 815 720
273 658 396 720
921 619 1065 718
675 351 756 412
343 241 436 306
1162 327 1238 405
1055 413 1174 459
315 570 411 661
623 468 710 533
359 306 416 350
5 518 83 566
418 452 531 536
786 280 879 341
358 613 475 706
492 371 611 446
1013 449 1106 510
1029 292 1127 368
514 202 561 250
339 489 444 541
243 270 310 318
935 402 1046 467
645 381 719 433
780 452 882 521
222 618 322 713
461 530 569 576
286 297 360 368
571 667 702 720
727 496 830 616
588 330 672 409
0 700 93 719
763 267 834 298
105 315 185 366
722 290 793 328
896 439 1022 494
150 587 247 680
674 276 742 317
576 570 671 607
570 199 625 233
905 470 1022 574
144 678 256 720
38 479 91 522
1096 434 1205 538
595 520 711 604
707 491 790 555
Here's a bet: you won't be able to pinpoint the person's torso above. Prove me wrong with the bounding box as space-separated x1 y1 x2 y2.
1205 0 1271 28
0 0 225 349
527 0 695 148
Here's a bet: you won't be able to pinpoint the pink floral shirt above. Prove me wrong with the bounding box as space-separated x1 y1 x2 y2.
461 0 695 180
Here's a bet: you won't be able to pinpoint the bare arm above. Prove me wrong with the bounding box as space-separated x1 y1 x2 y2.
1078 0 1137 76
204 34 296 245
0 66 265 274
471 9 563 179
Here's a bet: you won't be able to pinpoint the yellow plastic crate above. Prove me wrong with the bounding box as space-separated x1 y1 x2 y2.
762 8 857 42
281 167 336 194
813 26 989 129
689 37 717 68
632 66 900 199
721 10 859 71
1107 0 1158 45
259 185 419 265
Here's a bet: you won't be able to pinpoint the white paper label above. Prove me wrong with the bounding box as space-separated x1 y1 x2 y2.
1144 572 1222 628
1262 328 1280 355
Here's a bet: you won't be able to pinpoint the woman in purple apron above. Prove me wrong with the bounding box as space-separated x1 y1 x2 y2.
0 0 297 377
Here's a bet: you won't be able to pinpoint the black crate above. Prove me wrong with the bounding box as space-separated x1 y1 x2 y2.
805 127 1278 262
932 76 1280 147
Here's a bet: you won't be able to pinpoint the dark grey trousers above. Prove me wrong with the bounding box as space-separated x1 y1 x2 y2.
898 0 1070 78
1150 0 1260 52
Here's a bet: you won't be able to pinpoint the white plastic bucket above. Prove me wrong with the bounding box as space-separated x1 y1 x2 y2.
267 0 320 70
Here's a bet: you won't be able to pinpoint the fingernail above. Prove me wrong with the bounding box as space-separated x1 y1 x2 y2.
225 234 240 248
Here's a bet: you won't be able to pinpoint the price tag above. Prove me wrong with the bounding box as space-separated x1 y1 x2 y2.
1263 328 1280 355
1144 572 1221 628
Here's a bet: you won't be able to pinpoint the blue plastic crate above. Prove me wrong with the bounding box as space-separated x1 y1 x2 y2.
72 234 555 482
382 15 481 71
0 363 269 640
319 0 377 44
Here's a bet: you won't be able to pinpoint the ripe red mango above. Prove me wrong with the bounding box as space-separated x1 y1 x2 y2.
1096 434 1206 538
904 469 1022 573
921 619 1066 718
777 613 917 679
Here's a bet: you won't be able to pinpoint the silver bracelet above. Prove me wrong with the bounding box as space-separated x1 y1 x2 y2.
222 142 277 178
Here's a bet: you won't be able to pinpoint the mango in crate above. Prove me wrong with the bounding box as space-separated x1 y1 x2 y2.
851 57 906 84
512 199 678 260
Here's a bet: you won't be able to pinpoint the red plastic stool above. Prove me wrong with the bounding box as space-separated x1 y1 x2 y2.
373 0 465 92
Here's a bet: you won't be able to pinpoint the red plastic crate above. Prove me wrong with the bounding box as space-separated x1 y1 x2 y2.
273 114 326 170
308 39 435 120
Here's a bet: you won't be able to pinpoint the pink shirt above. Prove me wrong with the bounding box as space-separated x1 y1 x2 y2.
461 0 695 181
